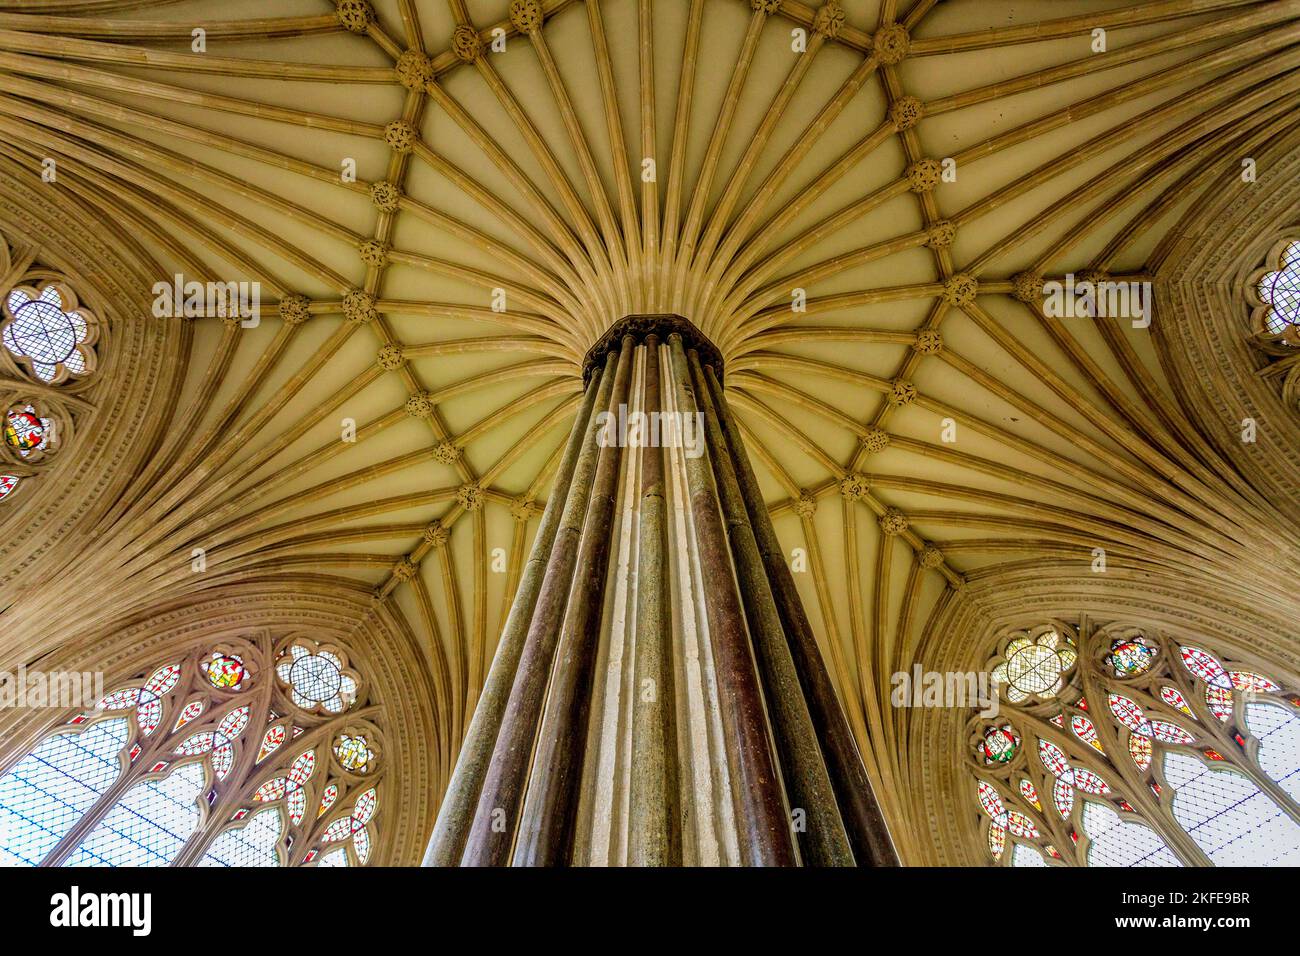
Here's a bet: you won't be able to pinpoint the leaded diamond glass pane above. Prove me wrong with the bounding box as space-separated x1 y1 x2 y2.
198 808 283 867
0 719 127 866
63 761 205 867
1011 843 1048 867
1246 701 1300 802
1164 751 1300 865
1082 801 1181 867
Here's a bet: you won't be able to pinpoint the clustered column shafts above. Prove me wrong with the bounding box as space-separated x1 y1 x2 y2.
421 354 609 867
703 363 899 867
424 327 898 867
627 334 680 866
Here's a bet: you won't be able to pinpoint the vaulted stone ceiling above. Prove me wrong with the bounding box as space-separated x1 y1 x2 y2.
1 0 1298 861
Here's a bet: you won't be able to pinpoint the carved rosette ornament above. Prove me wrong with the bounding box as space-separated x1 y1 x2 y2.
918 543 944 569
793 490 818 518
812 1 845 38
926 220 956 249
872 23 910 63
384 120 417 154
395 50 433 91
509 496 541 522
1073 270 1109 316
879 507 909 535
377 344 405 371
943 274 978 307
343 289 378 324
839 473 871 501
510 0 544 34
860 426 890 454
433 441 461 465
1011 270 1044 304
887 378 917 406
359 240 389 267
277 294 311 326
369 180 401 212
456 481 484 511
913 329 943 354
890 96 924 131
404 392 433 418
906 158 941 193
1078 268 1109 289
336 0 376 34
452 25 483 62
424 520 450 548
751 0 782 13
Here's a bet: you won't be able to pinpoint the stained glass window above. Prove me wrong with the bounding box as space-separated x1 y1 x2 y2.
1081 801 1180 867
1 282 98 384
0 719 127 865
202 652 249 690
0 274 92 503
333 733 375 773
251 750 315 824
276 640 359 714
0 635 384 866
257 724 286 763
319 787 377 865
1011 843 1049 867
972 622 1300 867
1247 702 1300 803
64 762 207 867
990 629 1077 702
979 725 1019 765
198 808 283 868
3 404 53 458
1071 714 1104 753
173 700 204 731
1164 753 1300 866
1256 239 1300 339
1106 636 1156 677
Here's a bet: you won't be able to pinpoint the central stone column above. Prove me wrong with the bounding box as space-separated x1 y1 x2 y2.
424 316 896 866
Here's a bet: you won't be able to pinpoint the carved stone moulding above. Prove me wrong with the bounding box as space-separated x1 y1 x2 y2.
580 313 725 386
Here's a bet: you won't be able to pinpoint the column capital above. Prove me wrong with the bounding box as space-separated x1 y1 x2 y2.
581 314 724 387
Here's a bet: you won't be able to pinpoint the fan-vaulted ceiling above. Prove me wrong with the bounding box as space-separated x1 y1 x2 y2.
1 0 1299 858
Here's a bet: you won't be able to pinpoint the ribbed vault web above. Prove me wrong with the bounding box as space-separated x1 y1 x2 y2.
0 0 1298 859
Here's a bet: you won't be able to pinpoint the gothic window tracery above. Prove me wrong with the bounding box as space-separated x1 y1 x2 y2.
1247 235 1300 407
2 282 98 384
0 633 387 867
1255 238 1300 341
970 621 1300 867
0 259 101 502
